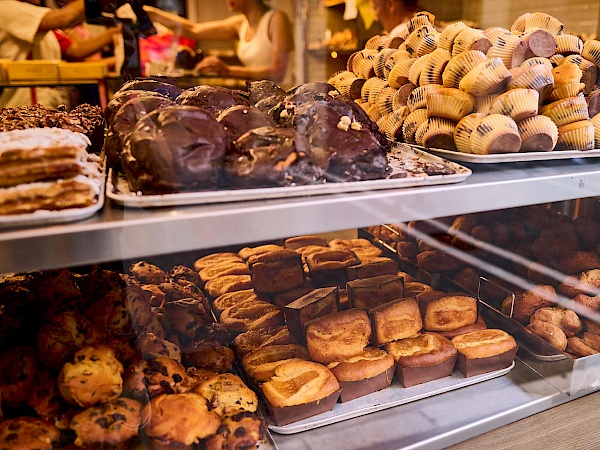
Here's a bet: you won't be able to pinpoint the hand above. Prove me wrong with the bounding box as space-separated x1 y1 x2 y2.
195 55 229 77
108 24 123 36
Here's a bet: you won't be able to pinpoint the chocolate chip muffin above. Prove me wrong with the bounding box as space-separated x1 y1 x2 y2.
0 417 60 450
58 345 124 407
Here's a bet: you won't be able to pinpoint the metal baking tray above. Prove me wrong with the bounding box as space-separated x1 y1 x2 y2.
477 277 600 396
106 144 471 208
411 145 600 164
267 362 514 435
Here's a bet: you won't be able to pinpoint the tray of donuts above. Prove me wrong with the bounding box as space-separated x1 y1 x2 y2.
0 263 274 449
194 236 519 433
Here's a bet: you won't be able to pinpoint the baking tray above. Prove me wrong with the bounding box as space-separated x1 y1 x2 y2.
267 362 514 434
106 144 471 208
476 277 600 396
411 145 600 163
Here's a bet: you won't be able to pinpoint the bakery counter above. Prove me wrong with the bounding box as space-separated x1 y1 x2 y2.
268 358 577 450
3 157 600 274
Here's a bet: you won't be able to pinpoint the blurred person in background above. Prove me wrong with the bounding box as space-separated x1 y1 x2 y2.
370 0 420 38
0 0 86 107
144 0 294 86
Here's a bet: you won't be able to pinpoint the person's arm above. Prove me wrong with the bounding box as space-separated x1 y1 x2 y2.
195 11 294 83
144 6 242 41
38 0 86 32
61 25 122 60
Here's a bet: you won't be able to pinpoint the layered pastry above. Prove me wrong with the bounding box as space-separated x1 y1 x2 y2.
260 360 340 426
238 244 284 261
306 308 371 363
370 297 423 345
198 261 250 285
328 238 383 259
211 289 262 318
328 347 395 402
203 274 253 298
386 332 458 387
121 105 228 194
241 343 311 383
248 249 305 293
232 325 298 359
284 235 328 250
347 274 405 310
451 329 518 377
219 299 284 334
194 252 243 271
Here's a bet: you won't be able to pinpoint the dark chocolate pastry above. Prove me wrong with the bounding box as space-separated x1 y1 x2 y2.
105 95 175 168
254 94 286 115
246 80 286 104
288 81 339 96
115 77 182 100
176 85 250 117
217 105 276 144
121 105 227 194
104 90 168 125
307 108 389 182
225 126 323 188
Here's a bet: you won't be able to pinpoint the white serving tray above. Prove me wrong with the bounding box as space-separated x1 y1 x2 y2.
0 174 106 230
413 145 600 164
106 145 471 208
267 362 514 434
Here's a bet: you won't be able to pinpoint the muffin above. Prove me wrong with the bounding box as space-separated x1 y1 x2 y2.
0 417 60 450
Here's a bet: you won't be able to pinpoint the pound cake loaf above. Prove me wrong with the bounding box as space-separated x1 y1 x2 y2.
451 328 518 377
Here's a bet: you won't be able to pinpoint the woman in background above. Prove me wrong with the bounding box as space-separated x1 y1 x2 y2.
144 0 294 85
370 0 421 39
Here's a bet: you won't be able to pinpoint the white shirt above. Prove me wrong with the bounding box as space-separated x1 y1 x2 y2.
0 0 68 108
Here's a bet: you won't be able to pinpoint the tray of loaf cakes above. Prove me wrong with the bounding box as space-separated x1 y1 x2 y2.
327 10 600 164
365 201 600 396
0 104 106 228
101 78 470 208
190 235 519 433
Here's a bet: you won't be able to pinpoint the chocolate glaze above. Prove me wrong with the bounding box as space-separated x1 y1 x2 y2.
246 80 286 104
217 105 276 144
224 126 323 188
307 108 389 182
104 90 168 125
115 77 182 100
288 81 339 96
176 85 250 117
122 105 227 194
105 96 175 168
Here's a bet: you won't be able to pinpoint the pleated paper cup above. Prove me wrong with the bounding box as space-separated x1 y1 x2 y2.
517 115 559 152
454 113 486 153
489 88 539 121
470 114 521 154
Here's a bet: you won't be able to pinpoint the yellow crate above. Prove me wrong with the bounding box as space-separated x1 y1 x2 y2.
58 62 107 80
0 59 10 83
5 60 59 81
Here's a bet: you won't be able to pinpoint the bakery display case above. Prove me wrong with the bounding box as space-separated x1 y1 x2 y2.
5 3 600 449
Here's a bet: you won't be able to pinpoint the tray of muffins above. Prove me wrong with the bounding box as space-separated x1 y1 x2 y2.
0 105 106 228
325 10 600 166
101 78 470 208
193 236 519 433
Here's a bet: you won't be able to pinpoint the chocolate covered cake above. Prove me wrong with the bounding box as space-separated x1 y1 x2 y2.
224 126 323 188
246 80 287 104
217 105 276 143
105 95 175 168
176 85 250 117
115 77 182 100
121 105 227 194
104 89 169 125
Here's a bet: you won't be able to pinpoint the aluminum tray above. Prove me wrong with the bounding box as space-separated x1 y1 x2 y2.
267 362 514 434
106 145 471 208
412 145 600 163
